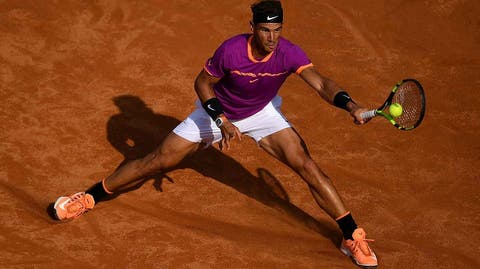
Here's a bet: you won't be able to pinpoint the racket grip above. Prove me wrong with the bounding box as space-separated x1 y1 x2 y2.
360 110 376 120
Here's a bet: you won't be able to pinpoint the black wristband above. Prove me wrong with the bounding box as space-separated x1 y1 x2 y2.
202 98 224 120
333 91 355 111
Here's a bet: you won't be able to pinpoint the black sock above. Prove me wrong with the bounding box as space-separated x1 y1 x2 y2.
336 212 358 240
86 182 110 203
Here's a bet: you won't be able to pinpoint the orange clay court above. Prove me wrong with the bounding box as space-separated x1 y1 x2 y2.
0 1 479 268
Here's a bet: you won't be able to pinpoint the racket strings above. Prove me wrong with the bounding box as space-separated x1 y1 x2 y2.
391 81 424 128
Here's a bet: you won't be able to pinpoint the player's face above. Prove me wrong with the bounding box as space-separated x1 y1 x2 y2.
251 22 283 55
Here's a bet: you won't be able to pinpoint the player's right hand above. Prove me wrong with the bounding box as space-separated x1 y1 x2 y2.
347 102 371 125
219 121 242 151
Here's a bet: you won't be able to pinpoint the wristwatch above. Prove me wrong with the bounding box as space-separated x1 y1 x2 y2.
215 115 226 128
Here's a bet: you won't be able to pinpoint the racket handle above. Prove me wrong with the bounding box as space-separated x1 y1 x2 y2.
361 110 376 120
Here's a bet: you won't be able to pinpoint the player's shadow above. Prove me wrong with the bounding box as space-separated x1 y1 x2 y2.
104 94 340 244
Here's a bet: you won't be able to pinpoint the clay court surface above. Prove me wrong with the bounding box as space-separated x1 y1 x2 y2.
1 0 479 268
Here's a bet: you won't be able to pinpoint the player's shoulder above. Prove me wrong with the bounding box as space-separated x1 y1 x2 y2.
278 36 303 52
276 37 310 62
218 34 249 50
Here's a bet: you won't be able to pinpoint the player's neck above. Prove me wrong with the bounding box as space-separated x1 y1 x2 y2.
250 38 270 60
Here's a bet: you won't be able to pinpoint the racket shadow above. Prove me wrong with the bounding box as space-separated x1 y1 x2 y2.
98 94 340 244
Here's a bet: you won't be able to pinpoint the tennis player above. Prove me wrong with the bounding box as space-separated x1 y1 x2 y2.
53 1 377 266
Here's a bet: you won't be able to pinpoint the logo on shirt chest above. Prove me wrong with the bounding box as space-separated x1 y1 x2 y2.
231 70 288 82
230 70 288 85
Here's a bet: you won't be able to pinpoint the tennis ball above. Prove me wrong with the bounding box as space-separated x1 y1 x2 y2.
389 103 403 117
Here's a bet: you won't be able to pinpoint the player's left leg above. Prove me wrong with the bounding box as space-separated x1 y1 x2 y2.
258 127 346 218
258 128 377 267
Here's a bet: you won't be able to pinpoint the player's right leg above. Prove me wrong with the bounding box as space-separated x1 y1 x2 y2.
53 132 201 221
103 132 201 193
53 101 221 221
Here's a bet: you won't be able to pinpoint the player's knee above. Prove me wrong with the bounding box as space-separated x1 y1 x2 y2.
302 157 317 171
289 153 312 173
299 157 319 176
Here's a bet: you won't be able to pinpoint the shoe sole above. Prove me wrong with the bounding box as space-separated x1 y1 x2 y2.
340 245 378 268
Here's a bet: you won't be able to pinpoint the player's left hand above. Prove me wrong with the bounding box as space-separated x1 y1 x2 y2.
219 121 242 151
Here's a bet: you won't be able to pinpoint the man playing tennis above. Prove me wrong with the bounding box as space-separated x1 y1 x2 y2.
53 0 377 267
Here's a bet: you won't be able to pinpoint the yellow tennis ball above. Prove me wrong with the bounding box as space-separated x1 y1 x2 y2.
389 103 403 117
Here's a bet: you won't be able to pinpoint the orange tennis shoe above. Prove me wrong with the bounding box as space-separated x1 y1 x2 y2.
340 228 378 267
53 192 95 220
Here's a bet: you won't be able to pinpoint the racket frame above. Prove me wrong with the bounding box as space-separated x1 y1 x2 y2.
364 79 425 131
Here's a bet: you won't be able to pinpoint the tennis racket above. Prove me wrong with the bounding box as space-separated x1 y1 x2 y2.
361 79 426 130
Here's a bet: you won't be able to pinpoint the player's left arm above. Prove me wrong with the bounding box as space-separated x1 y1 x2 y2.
299 66 368 124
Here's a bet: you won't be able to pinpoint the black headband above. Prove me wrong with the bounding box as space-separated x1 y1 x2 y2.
252 10 283 24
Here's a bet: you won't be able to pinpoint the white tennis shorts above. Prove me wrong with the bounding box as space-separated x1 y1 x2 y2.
173 95 291 146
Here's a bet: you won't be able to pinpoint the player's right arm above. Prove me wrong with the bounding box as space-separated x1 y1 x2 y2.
194 69 221 103
194 69 241 150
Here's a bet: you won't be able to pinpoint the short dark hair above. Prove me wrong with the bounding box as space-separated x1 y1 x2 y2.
251 0 282 13
251 0 283 24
